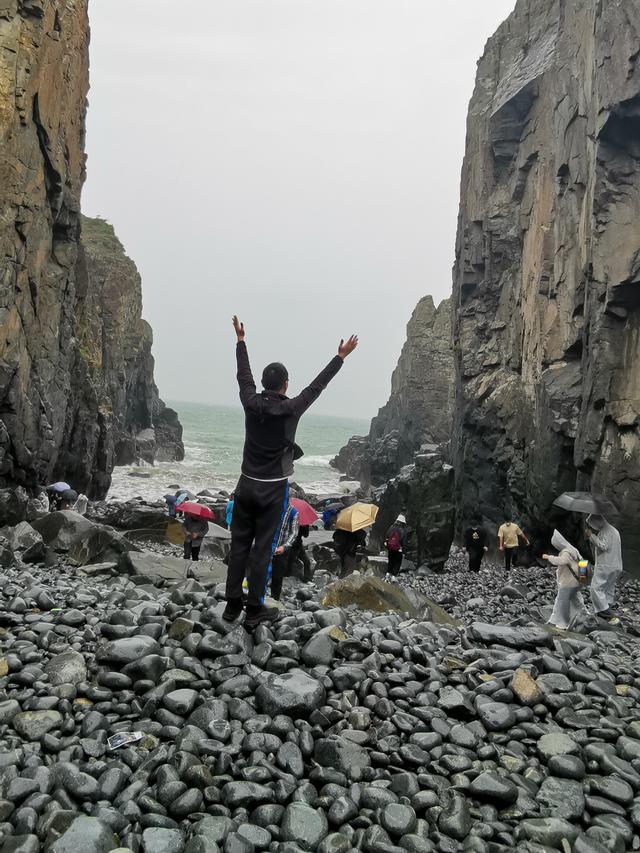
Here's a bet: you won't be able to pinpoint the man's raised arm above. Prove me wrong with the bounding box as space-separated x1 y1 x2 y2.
286 335 358 417
233 315 256 406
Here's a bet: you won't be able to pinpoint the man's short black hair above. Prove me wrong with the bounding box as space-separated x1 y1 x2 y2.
262 362 289 391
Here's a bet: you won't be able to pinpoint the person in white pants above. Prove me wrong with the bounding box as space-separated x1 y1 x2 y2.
542 530 588 630
586 514 622 621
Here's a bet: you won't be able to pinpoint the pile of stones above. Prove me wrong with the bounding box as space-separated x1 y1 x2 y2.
0 519 637 853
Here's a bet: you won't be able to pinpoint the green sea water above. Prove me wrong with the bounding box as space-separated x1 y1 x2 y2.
108 401 368 502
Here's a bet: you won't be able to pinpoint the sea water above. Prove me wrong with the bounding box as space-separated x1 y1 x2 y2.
108 401 367 502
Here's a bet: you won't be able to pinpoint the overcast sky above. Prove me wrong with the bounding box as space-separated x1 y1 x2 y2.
83 0 515 420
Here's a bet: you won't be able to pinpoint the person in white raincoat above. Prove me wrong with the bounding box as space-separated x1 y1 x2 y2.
586 514 622 620
542 530 588 630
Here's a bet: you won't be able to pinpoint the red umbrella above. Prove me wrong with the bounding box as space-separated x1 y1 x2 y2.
290 498 319 526
176 501 215 521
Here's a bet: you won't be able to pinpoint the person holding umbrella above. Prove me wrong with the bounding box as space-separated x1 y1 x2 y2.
224 315 358 628
586 514 622 621
178 502 214 562
552 493 622 621
288 498 317 581
332 502 377 575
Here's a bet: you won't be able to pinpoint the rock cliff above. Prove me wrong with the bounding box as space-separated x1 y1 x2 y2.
452 0 640 560
0 4 182 500
63 216 184 496
0 0 90 491
333 296 454 485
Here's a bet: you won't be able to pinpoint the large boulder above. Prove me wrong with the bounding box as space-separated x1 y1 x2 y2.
0 488 29 527
469 622 554 649
322 574 457 623
371 446 455 570
119 550 228 585
32 512 132 566
0 521 43 551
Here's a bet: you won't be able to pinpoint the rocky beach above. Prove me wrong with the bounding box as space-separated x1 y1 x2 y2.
0 502 638 852
1 0 640 851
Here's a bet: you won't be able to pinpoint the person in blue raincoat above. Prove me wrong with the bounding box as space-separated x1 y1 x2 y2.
226 494 235 528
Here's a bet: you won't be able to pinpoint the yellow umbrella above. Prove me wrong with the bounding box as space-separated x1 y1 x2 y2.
335 502 379 533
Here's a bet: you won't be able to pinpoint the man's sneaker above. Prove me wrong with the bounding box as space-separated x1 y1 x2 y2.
222 599 243 623
596 608 620 625
244 605 283 630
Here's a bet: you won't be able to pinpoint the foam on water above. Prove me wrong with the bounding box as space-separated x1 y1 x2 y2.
107 402 367 503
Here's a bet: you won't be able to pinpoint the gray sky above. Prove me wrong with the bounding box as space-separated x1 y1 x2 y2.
83 0 515 419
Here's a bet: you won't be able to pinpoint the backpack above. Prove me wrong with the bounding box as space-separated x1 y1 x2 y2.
569 560 593 585
387 528 402 552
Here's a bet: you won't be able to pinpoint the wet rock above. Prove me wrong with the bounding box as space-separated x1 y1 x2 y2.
281 803 329 849
44 651 87 686
49 816 118 852
256 670 326 717
537 776 585 820
469 772 518 806
12 711 62 741
96 635 161 664
538 732 580 760
511 668 543 705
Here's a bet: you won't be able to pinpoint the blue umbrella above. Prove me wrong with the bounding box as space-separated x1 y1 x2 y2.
47 482 71 493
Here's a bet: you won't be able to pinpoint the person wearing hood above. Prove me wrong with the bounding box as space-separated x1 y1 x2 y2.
384 515 408 576
542 530 588 630
585 514 622 620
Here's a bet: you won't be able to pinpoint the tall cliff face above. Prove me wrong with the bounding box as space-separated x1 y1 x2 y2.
0 5 183 500
0 0 90 491
452 0 640 558
333 296 454 485
60 216 184 498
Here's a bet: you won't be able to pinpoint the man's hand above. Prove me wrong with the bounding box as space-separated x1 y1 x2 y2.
542 553 549 561
275 546 284 555
232 315 245 342
338 335 358 359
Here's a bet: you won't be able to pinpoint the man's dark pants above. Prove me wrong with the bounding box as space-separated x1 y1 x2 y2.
504 546 518 572
387 550 403 576
468 549 483 572
226 476 288 608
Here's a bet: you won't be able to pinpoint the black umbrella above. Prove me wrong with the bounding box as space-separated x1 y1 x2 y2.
553 491 618 517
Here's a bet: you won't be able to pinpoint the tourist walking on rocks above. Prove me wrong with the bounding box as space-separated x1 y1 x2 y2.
183 514 208 561
332 527 366 575
586 514 622 621
464 521 488 572
498 516 529 572
542 530 588 630
224 315 358 628
269 503 300 600
288 524 312 581
384 514 408 576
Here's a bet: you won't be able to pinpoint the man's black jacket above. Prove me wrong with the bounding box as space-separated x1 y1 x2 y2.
236 341 343 480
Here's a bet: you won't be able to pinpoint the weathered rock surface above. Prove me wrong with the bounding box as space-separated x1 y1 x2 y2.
0 3 182 501
370 446 455 569
333 296 453 486
69 216 184 492
452 0 640 565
